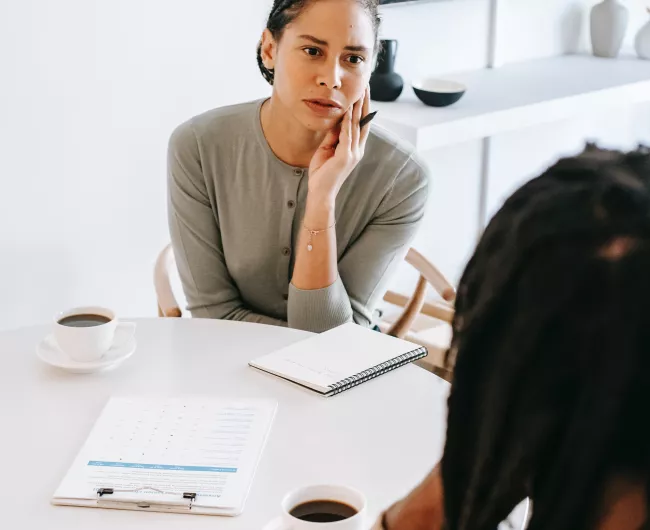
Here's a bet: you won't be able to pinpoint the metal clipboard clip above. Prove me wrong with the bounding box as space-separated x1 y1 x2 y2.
96 486 197 510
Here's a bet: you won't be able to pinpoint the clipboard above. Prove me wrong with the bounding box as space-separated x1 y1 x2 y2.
54 487 241 516
52 397 277 516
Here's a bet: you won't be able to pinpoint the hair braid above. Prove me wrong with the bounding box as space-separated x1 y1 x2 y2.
441 145 650 530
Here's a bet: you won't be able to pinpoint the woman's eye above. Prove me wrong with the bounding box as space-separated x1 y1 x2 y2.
303 47 321 57
347 55 365 65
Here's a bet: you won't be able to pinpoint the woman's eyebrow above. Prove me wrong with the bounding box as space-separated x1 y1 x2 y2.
297 34 370 53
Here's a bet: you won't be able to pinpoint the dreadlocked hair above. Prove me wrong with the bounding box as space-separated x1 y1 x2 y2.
441 144 650 530
257 0 381 85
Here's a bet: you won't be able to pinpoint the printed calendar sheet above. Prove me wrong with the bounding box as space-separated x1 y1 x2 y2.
52 397 277 516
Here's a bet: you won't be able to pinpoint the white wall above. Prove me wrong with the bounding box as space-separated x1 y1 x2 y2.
2 0 650 330
384 0 650 295
497 0 649 63
1 0 274 330
380 0 491 77
485 0 650 226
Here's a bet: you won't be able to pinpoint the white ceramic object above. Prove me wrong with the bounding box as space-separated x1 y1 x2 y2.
0 318 466 530
278 485 367 530
411 78 467 107
266 499 531 530
591 0 629 58
635 9 650 60
263 518 285 530
37 331 136 373
53 306 135 362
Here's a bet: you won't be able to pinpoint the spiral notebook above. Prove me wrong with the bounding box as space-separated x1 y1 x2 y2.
249 323 428 396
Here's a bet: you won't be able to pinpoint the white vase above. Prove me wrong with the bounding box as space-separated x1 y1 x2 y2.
591 0 629 58
635 10 650 60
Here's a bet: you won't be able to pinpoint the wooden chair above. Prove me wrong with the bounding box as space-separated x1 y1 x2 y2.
378 248 456 380
154 244 182 318
154 245 456 377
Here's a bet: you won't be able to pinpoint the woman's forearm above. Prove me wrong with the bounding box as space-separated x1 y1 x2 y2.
382 465 445 530
292 89 370 292
291 192 338 290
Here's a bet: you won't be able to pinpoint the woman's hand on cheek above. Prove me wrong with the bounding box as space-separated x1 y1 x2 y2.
307 86 371 204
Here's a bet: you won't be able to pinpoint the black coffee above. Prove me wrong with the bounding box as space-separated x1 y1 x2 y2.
58 314 111 327
289 500 358 523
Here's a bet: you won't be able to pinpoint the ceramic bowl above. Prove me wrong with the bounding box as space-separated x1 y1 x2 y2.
412 78 467 107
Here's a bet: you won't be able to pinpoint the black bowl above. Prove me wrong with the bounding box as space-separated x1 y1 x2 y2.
412 78 467 107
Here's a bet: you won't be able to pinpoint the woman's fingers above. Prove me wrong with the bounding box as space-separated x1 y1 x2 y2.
319 125 340 151
359 86 371 150
332 87 370 168
336 107 353 159
343 107 353 150
363 85 370 116
351 91 363 148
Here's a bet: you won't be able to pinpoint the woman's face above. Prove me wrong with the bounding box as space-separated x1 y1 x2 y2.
264 0 376 132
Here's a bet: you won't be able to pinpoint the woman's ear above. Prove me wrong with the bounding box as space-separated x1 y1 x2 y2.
260 29 277 71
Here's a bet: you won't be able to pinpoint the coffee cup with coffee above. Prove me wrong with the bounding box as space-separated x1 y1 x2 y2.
280 485 367 529
53 306 136 363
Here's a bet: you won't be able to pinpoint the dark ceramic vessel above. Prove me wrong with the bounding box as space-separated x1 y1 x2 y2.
412 79 467 107
370 40 404 102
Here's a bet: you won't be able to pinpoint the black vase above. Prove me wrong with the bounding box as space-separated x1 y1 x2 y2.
370 40 404 102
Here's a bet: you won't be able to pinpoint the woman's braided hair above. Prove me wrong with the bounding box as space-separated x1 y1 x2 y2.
257 0 381 85
441 145 650 530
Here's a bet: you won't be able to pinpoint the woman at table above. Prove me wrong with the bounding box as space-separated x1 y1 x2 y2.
375 146 650 529
167 0 429 333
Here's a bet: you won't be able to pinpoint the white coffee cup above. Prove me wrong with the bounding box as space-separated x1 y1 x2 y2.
53 306 136 362
280 485 367 530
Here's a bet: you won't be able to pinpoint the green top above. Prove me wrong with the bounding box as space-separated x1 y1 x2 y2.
167 99 430 332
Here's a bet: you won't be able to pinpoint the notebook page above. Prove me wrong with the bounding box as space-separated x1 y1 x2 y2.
53 397 277 513
250 323 422 391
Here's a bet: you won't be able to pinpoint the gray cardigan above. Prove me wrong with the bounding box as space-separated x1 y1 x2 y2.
167 99 430 333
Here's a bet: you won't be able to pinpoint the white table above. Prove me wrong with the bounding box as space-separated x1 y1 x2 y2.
0 318 450 529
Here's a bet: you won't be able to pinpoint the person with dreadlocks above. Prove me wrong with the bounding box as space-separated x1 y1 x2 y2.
167 0 429 332
374 145 650 530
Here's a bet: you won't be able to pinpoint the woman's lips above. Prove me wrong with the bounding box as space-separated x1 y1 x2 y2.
304 99 343 118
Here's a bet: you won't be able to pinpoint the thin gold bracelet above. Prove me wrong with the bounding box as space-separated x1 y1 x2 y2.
303 222 336 251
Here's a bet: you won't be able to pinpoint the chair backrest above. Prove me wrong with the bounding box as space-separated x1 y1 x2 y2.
384 248 456 340
154 244 182 317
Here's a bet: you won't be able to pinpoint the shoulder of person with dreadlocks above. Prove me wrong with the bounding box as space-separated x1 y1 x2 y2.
373 144 650 530
167 0 429 333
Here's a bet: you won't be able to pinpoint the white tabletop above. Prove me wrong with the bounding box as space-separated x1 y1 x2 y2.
0 318 450 529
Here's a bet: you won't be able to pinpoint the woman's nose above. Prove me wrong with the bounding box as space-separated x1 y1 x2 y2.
316 59 342 90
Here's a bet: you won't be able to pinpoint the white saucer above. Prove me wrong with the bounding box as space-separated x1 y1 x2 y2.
36 333 136 374
262 518 284 530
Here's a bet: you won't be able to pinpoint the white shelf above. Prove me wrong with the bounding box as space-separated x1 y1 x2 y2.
372 55 650 151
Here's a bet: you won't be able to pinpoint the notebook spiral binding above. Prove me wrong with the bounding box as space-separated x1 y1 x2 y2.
327 346 427 396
